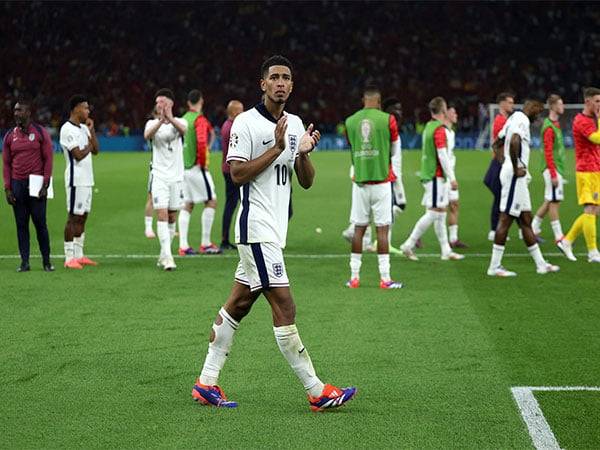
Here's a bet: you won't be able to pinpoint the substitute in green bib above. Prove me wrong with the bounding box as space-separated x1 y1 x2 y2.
532 94 567 242
345 86 403 289
400 96 465 261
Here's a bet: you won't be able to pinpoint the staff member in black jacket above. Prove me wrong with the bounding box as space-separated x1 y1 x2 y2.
2 98 54 272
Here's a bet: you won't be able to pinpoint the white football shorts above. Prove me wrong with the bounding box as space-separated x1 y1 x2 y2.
183 165 217 204
350 182 393 226
500 170 532 217
543 169 564 202
151 177 184 210
66 186 92 215
234 242 289 292
421 177 448 209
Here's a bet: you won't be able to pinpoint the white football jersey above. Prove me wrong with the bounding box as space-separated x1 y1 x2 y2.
60 121 94 187
146 118 187 183
501 111 531 175
227 104 305 248
445 126 456 170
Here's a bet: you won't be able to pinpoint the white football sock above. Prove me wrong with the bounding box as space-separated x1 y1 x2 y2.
145 216 153 232
433 211 452 256
168 222 176 240
489 244 505 270
157 221 172 258
532 215 542 235
528 243 546 269
201 207 215 246
73 236 83 259
64 241 74 262
406 210 436 247
273 324 324 398
550 220 563 241
350 252 362 279
178 209 191 249
448 224 458 243
199 307 239 386
378 253 390 281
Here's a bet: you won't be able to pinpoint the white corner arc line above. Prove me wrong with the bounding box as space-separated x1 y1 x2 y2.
511 387 561 450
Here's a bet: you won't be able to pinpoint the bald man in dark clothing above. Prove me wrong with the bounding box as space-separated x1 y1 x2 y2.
2 98 54 272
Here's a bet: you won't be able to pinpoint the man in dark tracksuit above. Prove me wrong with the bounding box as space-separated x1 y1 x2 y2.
2 98 54 272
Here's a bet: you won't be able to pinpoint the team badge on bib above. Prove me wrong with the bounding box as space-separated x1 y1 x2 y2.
29 133 35 141
272 263 284 278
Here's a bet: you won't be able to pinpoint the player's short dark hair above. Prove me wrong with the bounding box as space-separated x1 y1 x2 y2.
428 97 446 115
260 55 293 78
583 87 600 99
187 89 203 104
547 94 562 106
68 94 88 111
382 97 401 111
15 95 33 109
363 85 381 97
496 92 515 103
155 88 175 101
523 99 545 114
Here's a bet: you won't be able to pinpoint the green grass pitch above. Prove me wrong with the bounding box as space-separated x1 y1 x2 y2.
1 150 599 448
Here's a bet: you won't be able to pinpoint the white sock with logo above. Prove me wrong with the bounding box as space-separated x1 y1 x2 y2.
199 307 239 386
550 220 563 241
201 207 215 246
433 211 452 256
273 324 324 398
157 221 171 258
73 236 83 259
350 253 362 279
178 210 190 249
489 244 505 270
532 215 543 235
168 222 176 244
528 243 546 269
378 254 390 281
448 224 458 243
64 241 74 262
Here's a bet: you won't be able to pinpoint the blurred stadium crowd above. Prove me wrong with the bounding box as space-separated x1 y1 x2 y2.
2 1 599 135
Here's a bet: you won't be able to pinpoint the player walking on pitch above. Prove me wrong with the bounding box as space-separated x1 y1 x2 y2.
178 89 221 255
531 95 567 244
345 87 403 289
487 100 560 276
144 89 187 270
557 87 600 262
445 105 467 248
400 97 464 261
192 55 356 411
60 95 100 269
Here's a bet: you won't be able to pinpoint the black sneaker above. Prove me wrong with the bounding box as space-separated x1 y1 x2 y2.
17 262 31 272
220 241 236 251
43 262 55 272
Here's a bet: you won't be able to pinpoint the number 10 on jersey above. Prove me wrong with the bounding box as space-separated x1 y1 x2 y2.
275 164 288 186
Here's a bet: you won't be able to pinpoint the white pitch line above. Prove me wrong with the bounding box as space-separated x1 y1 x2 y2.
0 252 585 259
511 386 600 450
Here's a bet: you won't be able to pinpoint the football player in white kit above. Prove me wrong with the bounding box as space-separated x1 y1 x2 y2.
144 89 187 270
487 100 560 277
192 55 356 411
60 95 100 270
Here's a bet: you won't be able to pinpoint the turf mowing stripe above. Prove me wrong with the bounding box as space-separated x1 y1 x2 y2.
0 252 587 259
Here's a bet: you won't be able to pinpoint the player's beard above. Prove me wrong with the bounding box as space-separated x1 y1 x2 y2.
267 93 288 105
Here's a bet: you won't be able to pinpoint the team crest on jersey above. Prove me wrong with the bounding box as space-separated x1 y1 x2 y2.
272 263 284 278
230 133 239 149
28 133 35 141
288 134 297 152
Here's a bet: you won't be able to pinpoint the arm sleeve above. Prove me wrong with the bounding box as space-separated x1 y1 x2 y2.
391 137 401 179
389 115 399 142
2 132 12 189
59 127 78 151
543 127 557 178
434 127 455 181
41 127 53 185
226 118 252 162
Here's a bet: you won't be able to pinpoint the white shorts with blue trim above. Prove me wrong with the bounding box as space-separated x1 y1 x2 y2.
543 169 564 202
500 170 532 218
183 165 216 204
66 186 92 215
234 242 289 292
152 177 184 210
421 177 448 209
350 182 393 226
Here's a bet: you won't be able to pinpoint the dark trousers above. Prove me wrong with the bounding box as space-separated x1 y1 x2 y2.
11 179 51 264
221 172 239 243
483 159 502 232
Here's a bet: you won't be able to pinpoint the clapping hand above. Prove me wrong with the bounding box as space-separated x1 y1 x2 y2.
274 116 288 152
299 124 321 154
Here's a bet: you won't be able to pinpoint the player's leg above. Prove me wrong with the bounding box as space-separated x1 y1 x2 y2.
11 181 31 270
582 204 599 262
532 201 548 235
74 189 97 266
372 183 402 287
401 180 437 260
547 201 563 241
447 182 466 248
28 190 52 269
484 158 502 240
430 178 463 260
519 211 559 273
488 171 519 276
198 169 221 254
145 175 155 238
348 183 369 286
178 167 196 254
